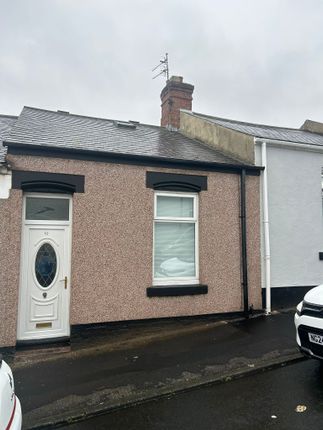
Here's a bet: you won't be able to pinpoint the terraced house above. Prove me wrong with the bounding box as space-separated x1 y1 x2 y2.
0 77 262 349
179 109 323 311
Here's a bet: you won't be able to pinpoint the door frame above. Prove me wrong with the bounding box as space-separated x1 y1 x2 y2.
17 192 73 342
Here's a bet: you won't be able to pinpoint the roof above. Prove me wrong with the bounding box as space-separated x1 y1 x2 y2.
5 107 253 165
190 112 323 147
4 107 251 168
0 115 18 163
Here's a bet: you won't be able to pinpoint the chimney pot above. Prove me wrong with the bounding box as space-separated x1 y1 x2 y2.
169 76 183 83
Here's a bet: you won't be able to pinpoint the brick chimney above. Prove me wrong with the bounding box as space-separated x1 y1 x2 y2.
160 76 194 130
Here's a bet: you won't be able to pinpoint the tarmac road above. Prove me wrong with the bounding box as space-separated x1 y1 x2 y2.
18 311 303 429
59 358 323 430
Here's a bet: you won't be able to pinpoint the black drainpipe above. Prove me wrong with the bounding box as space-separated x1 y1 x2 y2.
240 168 249 317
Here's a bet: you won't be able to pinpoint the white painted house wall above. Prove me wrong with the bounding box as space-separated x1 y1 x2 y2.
0 167 11 199
256 143 323 289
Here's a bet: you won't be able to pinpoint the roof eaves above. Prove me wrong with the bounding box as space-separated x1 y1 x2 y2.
254 136 323 150
4 141 263 175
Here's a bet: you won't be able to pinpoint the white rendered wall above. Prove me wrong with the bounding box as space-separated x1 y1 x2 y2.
265 145 323 288
0 170 11 199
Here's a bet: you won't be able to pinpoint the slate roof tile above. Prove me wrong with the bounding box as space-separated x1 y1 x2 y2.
4 107 248 166
0 115 18 163
191 112 323 146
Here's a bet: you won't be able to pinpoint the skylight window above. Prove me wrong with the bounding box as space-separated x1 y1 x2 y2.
114 120 137 129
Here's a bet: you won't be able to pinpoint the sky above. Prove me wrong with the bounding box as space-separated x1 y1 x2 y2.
1 0 323 128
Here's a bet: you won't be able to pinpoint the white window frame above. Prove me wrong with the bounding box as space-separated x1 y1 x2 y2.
23 193 72 227
153 191 199 286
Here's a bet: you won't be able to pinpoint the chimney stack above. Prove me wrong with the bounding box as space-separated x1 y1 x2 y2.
160 76 194 130
300 119 323 135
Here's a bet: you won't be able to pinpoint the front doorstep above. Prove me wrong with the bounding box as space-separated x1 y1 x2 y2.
16 336 70 347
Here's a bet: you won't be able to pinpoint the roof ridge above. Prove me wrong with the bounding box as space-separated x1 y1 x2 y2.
191 111 301 132
23 106 161 130
0 114 18 120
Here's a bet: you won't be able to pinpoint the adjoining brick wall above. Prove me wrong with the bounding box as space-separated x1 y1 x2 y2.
160 76 194 130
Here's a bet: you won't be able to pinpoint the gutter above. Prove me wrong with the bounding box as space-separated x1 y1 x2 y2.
255 138 323 154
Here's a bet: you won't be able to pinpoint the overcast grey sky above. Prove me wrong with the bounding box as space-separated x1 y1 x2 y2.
1 0 323 127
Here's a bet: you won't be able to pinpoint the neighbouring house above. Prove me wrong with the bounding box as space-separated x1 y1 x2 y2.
0 77 262 349
0 115 18 198
180 110 323 310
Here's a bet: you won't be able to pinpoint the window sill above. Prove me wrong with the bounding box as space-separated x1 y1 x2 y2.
147 284 208 297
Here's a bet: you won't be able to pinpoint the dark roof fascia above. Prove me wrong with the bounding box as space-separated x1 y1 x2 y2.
4 141 263 176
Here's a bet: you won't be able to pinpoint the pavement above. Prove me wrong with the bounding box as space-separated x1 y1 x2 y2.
10 309 304 429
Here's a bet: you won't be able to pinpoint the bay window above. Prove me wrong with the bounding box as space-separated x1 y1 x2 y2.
153 192 199 285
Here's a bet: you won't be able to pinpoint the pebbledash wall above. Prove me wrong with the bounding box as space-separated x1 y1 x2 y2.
0 154 261 347
0 188 21 346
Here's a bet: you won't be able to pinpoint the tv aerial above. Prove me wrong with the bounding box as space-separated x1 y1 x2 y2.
152 53 169 81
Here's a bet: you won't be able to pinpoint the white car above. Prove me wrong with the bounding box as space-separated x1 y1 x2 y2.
295 284 323 359
0 355 22 430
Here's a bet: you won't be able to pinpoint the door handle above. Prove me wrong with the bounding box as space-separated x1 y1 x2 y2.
61 276 68 289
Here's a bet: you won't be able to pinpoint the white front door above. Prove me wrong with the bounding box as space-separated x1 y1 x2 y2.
17 194 72 342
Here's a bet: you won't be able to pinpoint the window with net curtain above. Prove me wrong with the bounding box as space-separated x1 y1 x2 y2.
153 192 198 285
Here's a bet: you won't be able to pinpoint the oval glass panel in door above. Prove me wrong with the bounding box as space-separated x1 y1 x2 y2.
35 243 57 288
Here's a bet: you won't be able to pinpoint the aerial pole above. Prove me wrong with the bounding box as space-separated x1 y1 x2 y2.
152 53 169 81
